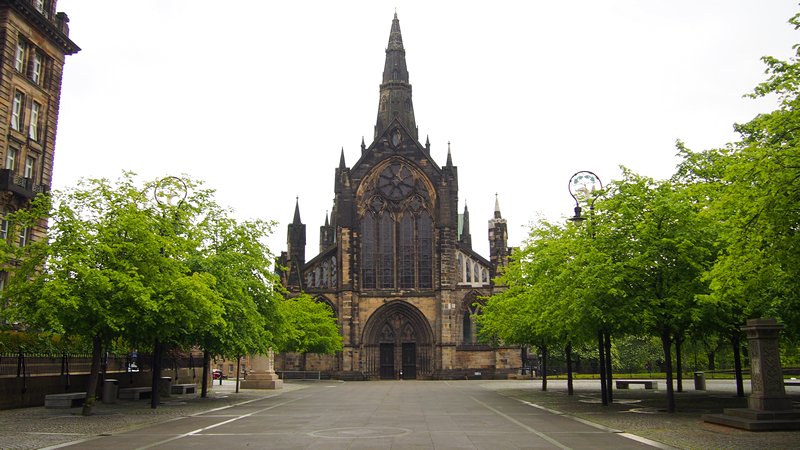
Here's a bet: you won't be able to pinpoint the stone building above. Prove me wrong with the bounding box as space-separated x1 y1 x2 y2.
0 1 79 294
277 14 519 380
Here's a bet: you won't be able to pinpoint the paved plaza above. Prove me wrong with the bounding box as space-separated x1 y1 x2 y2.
0 379 798 449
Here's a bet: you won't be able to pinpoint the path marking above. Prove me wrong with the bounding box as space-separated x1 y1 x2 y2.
134 396 305 450
469 396 572 450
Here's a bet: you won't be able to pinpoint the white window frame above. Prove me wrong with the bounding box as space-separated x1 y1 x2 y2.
14 41 26 73
31 51 42 84
5 148 17 171
0 215 7 240
11 91 24 132
29 101 40 140
18 226 28 247
24 155 35 179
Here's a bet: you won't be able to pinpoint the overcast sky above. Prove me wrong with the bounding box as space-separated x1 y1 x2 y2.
54 1 798 258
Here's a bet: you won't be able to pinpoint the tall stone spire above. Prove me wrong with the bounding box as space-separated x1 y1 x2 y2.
375 12 417 140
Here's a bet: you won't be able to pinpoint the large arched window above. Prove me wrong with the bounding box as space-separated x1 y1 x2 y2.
359 160 434 290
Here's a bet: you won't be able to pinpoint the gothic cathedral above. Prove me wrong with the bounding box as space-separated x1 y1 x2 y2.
278 14 520 380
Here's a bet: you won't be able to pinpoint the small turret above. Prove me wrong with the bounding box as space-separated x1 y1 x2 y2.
320 211 335 252
287 197 306 265
459 202 472 249
488 194 509 278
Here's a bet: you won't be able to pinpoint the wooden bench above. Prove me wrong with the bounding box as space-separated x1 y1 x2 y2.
171 383 197 394
785 379 800 386
45 392 87 408
119 386 152 400
615 380 659 390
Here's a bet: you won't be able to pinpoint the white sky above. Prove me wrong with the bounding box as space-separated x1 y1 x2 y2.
54 1 798 259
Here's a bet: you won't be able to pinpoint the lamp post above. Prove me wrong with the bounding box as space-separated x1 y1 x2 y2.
568 171 610 406
150 176 188 409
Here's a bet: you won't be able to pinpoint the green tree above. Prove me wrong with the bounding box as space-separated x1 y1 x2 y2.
187 210 284 395
704 13 800 341
278 293 343 370
4 174 229 414
599 170 714 412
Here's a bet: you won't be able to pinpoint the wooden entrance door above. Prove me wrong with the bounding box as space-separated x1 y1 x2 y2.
380 343 395 379
402 342 416 379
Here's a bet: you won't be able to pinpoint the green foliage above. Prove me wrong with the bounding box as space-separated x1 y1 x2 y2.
2 173 285 359
614 334 662 374
278 293 343 355
685 13 800 340
0 331 91 354
189 211 284 358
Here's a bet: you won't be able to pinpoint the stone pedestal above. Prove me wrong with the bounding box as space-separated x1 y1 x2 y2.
240 348 283 390
704 318 800 431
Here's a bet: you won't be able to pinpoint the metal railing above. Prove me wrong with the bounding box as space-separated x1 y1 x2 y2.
277 370 322 381
0 352 205 378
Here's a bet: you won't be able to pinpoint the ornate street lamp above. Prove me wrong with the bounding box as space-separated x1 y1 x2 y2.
568 170 603 222
154 176 188 209
567 170 611 406
149 176 188 409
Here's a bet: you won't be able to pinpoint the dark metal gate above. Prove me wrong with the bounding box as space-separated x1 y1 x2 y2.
380 343 394 379
402 343 416 379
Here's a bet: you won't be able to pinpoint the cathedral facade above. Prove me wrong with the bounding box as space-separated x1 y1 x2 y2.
278 14 520 380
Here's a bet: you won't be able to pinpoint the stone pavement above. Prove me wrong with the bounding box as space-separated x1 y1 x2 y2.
0 378 796 449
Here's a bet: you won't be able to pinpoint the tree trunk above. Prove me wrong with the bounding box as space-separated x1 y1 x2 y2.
201 350 210 398
598 330 608 406
566 342 574 396
675 333 684 392
732 332 745 398
541 346 548 391
81 335 102 416
661 327 675 413
707 351 716 371
235 355 241 393
604 332 613 403
150 340 161 409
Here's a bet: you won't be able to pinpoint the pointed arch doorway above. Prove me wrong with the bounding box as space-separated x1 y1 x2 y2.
362 301 434 379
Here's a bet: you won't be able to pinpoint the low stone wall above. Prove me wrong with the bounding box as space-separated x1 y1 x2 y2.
0 368 204 409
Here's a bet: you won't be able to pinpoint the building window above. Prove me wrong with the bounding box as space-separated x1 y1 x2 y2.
31 51 43 85
398 214 414 288
416 211 433 288
29 102 41 141
11 91 24 132
361 212 376 289
360 162 434 290
24 156 35 179
463 312 472 343
14 41 26 73
18 226 28 247
0 212 8 240
379 212 394 288
5 148 18 171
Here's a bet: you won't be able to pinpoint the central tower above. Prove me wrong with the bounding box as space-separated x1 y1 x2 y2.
375 13 417 141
